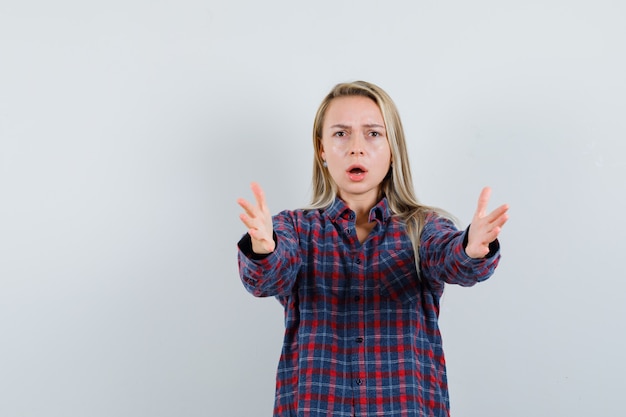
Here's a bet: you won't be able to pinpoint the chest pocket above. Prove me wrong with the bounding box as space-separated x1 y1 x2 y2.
375 249 421 305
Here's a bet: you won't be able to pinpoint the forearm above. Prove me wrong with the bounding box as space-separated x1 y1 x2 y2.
419 216 501 288
237 229 301 297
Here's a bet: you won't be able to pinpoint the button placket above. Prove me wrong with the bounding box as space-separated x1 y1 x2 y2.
348 228 366 397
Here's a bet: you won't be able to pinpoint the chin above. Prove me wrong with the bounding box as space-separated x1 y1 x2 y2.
340 184 380 197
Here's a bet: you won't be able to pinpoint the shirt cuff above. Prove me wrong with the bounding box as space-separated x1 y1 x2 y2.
237 232 278 260
462 225 500 259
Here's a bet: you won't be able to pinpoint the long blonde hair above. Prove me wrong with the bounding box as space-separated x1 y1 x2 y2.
308 80 453 266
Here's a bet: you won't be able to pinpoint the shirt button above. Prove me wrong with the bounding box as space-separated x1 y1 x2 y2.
354 295 361 302
356 378 363 385
349 213 355 220
344 228 351 235
356 337 363 343
355 259 361 264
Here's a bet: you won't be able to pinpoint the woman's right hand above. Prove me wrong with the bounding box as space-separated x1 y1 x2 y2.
237 182 276 254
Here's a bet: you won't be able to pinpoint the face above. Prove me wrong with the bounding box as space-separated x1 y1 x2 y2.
320 95 392 207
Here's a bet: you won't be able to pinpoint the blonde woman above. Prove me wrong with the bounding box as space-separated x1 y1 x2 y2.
237 81 509 417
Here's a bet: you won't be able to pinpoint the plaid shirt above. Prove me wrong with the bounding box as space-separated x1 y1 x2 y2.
238 197 500 417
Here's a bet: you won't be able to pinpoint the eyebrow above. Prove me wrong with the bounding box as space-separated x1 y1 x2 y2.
329 123 386 130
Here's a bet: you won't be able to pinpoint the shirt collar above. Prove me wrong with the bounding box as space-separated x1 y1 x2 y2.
369 197 391 223
325 196 392 223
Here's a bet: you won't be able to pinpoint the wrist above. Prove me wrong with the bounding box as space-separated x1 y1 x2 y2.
251 232 277 255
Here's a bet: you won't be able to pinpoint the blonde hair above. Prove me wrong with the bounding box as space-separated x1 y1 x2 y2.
308 80 454 266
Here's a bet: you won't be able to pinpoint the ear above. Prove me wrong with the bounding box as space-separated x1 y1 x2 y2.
318 140 326 161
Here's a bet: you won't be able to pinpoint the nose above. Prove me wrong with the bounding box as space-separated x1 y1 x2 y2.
349 135 365 156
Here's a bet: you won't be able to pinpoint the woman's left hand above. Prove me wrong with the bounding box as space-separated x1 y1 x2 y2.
465 187 509 258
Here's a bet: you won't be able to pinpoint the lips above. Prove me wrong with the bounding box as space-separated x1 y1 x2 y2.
347 164 367 181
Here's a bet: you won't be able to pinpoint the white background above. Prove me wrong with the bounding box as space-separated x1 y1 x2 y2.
1 1 625 416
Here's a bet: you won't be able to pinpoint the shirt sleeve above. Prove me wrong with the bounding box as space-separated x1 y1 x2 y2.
237 211 302 298
418 213 501 289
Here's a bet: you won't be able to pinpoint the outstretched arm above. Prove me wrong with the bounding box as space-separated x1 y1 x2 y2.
237 183 301 298
237 182 276 255
465 187 509 259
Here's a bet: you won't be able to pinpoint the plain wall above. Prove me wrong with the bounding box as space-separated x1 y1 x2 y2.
1 1 625 416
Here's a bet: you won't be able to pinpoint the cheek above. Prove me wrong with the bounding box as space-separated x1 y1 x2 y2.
321 139 340 156
326 144 345 158
371 143 391 159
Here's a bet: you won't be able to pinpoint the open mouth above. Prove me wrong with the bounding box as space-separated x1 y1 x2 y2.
347 165 367 181
347 164 367 173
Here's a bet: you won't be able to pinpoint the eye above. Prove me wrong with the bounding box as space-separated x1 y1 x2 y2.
369 131 381 137
333 131 347 137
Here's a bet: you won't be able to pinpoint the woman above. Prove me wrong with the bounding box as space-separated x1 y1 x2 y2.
237 81 509 416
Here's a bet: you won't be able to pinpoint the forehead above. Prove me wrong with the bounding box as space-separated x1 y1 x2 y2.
324 95 384 126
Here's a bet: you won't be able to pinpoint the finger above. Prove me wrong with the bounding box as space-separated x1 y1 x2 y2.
493 210 509 228
239 212 258 230
484 211 509 239
237 198 258 219
250 182 267 212
478 214 508 238
240 213 272 242
480 228 501 245
475 186 492 219
484 203 509 224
